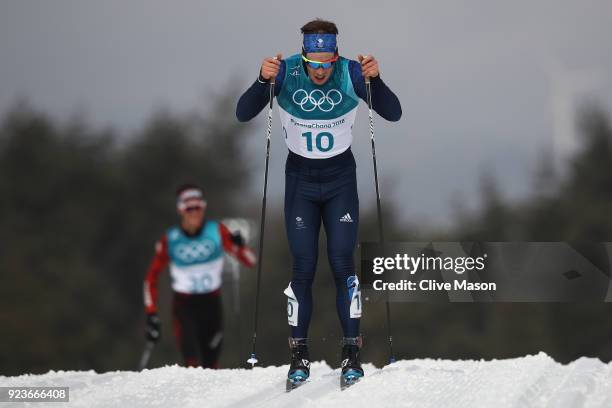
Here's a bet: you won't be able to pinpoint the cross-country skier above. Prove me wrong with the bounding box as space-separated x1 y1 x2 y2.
143 184 256 368
236 19 401 384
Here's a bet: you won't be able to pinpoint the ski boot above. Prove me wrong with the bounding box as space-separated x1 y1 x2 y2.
286 337 310 391
340 336 364 389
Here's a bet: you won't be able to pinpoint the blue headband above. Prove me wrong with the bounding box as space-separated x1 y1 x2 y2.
303 33 337 53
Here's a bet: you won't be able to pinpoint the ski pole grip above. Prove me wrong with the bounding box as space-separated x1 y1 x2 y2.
270 56 278 85
362 55 371 85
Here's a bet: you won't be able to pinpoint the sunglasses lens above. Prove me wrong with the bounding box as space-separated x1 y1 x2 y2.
308 61 332 69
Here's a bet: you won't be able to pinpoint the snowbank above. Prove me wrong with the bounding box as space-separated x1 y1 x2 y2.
2 353 612 407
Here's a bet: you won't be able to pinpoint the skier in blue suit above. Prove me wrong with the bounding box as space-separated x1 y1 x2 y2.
236 18 401 383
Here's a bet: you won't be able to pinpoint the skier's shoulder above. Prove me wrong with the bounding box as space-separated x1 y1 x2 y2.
206 219 221 231
343 57 363 82
280 54 300 79
284 53 302 65
201 219 223 238
341 55 358 65
151 230 170 256
166 225 183 241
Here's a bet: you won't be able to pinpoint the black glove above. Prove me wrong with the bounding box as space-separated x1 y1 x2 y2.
145 313 161 343
230 232 245 247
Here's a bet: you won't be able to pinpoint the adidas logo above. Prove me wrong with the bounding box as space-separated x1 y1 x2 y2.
339 213 354 223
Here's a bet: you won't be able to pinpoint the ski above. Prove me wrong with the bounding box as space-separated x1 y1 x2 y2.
285 377 308 392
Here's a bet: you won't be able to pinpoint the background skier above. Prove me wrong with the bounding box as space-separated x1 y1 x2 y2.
143 184 256 368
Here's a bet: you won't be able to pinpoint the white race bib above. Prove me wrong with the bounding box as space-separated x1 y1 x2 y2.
170 257 224 294
278 99 357 159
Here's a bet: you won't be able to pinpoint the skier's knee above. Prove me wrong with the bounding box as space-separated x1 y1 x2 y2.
292 255 318 277
328 254 354 278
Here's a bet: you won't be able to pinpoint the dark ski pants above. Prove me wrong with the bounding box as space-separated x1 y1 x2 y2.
284 149 360 339
172 291 223 368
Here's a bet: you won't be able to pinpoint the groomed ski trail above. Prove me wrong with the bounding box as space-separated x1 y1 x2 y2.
2 353 612 407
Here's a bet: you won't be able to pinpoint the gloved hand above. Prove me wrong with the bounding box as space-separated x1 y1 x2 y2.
145 313 161 343
230 232 245 247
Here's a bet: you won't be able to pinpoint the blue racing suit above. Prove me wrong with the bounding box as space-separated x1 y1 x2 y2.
237 54 401 338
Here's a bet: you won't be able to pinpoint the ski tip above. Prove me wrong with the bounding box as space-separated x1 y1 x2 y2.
286 377 307 392
340 376 360 390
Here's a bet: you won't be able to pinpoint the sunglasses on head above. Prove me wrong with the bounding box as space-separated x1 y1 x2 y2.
301 54 338 70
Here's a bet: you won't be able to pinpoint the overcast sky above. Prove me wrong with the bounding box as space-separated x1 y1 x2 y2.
1 0 611 228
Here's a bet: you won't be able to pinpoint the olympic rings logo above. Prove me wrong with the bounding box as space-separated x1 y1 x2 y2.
292 89 342 112
175 240 215 263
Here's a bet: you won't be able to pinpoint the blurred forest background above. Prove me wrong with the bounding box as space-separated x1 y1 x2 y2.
1 94 612 376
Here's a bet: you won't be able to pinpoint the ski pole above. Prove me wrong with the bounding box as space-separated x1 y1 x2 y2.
247 74 276 368
365 75 396 364
138 340 156 371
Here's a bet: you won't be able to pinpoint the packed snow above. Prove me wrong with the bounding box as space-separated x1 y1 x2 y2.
2 353 612 407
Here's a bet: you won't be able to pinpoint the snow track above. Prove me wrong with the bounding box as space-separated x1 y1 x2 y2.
2 353 612 407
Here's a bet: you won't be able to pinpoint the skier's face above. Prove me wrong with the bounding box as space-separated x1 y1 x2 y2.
305 52 335 85
179 200 206 230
